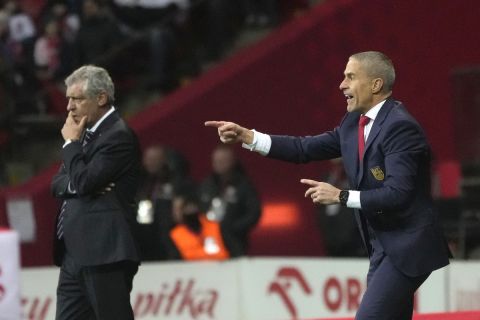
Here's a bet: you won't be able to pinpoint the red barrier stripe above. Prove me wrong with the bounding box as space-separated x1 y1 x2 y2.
316 311 480 320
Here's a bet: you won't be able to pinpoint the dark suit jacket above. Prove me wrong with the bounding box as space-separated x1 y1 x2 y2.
268 98 450 277
51 111 141 267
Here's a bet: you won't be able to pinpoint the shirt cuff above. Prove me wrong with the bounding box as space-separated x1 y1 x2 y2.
347 190 362 209
67 182 76 194
242 129 272 156
62 139 72 148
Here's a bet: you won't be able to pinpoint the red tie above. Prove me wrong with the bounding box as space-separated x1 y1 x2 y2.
358 115 370 162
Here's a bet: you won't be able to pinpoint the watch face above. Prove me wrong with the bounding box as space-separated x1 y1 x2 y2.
340 190 349 204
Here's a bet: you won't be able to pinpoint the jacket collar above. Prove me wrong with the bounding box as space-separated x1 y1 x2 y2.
94 109 120 135
82 110 120 142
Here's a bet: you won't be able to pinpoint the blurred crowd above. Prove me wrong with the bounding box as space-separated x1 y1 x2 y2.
135 144 261 261
134 143 377 261
0 0 310 187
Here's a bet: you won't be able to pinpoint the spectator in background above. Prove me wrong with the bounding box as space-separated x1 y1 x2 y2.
74 0 123 70
2 0 41 115
0 9 16 119
3 0 36 75
138 145 176 203
40 0 80 44
4 1 36 48
39 0 80 76
199 144 261 257
34 19 63 81
189 0 244 62
242 0 278 27
316 159 364 257
167 191 230 261
136 144 194 260
33 1 80 115
109 0 187 92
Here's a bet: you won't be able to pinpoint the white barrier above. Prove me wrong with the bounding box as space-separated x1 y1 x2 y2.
0 229 21 320
448 261 480 311
239 258 447 319
20 258 480 320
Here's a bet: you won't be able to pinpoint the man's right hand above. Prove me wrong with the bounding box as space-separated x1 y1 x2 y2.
62 112 86 141
204 121 254 145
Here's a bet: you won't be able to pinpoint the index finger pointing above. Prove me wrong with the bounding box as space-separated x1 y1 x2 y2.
300 179 320 187
205 121 225 128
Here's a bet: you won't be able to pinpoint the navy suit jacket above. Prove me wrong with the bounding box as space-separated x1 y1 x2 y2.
268 98 450 277
51 111 141 267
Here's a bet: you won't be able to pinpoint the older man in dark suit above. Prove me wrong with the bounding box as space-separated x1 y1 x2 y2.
51 65 141 320
206 51 451 319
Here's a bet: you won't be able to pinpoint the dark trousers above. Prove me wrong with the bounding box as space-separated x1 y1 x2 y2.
56 254 138 320
356 247 430 320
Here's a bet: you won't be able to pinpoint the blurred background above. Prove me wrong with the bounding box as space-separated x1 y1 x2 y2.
0 0 479 287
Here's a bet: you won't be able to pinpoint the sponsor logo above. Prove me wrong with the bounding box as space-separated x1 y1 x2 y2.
268 267 365 319
20 278 219 320
268 267 313 319
267 266 422 319
22 297 52 320
133 279 219 319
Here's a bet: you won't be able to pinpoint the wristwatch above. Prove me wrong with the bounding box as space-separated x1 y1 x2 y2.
339 190 349 207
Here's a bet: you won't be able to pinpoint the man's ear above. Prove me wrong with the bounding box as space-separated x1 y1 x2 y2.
372 78 384 94
97 92 108 106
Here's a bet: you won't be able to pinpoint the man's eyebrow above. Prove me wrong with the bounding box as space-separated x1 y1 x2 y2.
67 95 86 99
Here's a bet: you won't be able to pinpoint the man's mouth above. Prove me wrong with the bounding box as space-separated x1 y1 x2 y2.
344 94 354 102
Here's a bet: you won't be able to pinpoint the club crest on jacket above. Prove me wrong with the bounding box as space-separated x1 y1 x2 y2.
370 166 385 181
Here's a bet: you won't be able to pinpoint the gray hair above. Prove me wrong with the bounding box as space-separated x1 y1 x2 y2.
350 51 396 92
65 65 115 105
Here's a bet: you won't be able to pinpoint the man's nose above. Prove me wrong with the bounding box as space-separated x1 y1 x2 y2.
67 100 74 111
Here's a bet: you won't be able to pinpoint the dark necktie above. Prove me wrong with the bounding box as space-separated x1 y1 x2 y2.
82 130 94 147
56 201 67 239
358 115 370 162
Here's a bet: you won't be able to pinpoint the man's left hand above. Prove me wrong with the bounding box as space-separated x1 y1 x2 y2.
301 179 341 205
98 183 115 195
